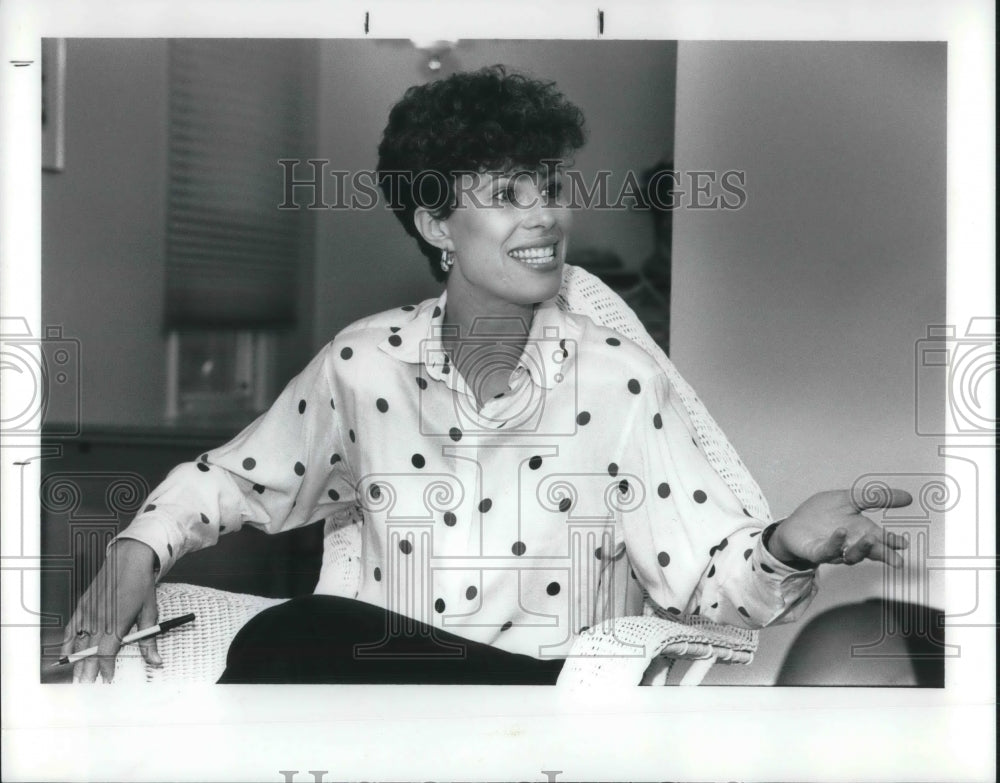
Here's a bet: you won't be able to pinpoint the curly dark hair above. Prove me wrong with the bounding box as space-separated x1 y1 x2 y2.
377 65 586 280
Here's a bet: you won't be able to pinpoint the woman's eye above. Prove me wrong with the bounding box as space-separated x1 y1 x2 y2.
492 186 513 205
546 181 563 200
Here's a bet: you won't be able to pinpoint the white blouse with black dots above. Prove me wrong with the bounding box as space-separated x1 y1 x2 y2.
117 292 817 659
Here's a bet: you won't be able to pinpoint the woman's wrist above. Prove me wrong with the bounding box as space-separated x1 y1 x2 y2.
761 521 817 570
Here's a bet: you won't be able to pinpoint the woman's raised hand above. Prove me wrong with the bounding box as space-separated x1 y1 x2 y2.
59 539 163 682
767 488 913 568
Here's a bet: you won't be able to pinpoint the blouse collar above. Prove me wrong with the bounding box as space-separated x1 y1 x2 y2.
377 290 579 392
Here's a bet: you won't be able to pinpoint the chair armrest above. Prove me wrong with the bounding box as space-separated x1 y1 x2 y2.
556 614 758 688
113 583 287 683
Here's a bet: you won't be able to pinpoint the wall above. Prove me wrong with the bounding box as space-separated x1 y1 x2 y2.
670 42 946 682
42 40 319 427
42 39 169 427
312 40 677 348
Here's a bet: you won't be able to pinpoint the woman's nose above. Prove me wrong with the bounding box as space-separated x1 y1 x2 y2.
520 186 557 228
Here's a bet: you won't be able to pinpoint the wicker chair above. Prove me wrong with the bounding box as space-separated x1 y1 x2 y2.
113 265 768 686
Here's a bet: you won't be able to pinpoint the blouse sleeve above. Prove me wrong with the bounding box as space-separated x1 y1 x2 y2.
112 344 358 580
617 369 818 629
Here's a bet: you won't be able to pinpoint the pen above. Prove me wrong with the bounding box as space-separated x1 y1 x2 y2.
51 613 196 667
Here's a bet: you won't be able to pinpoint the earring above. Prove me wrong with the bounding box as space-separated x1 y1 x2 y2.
440 249 454 273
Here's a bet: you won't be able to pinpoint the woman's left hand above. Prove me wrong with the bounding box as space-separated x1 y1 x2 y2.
767 488 913 568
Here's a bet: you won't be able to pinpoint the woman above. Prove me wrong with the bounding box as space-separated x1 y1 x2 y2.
64 66 911 684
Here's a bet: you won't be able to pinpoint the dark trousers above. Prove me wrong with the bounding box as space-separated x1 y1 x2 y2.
218 595 565 684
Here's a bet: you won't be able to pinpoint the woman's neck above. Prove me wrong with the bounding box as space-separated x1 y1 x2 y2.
443 279 536 406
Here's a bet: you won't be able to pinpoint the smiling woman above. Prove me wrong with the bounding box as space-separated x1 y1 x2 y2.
63 64 913 685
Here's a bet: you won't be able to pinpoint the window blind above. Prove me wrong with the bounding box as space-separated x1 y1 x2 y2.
165 40 310 329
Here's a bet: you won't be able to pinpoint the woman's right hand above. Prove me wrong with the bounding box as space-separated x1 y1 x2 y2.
60 539 163 683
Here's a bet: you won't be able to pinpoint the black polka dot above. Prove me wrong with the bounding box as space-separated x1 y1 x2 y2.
144 504 156 512
657 482 671 498
707 564 716 578
411 453 425 468
330 453 342 465
511 541 526 556
666 606 681 615
606 337 621 346
373 567 381 581
340 347 353 360
330 398 336 409
242 457 256 471
294 461 305 476
197 462 210 472
298 399 306 414
449 427 462 442
376 398 389 413
432 306 441 318
390 326 400 333
399 539 412 555
500 621 513 632
711 602 719 609
328 489 340 501
442 364 450 374
744 548 753 560
220 525 227 532
607 463 619 477
465 586 477 600
627 379 641 394
200 453 208 462
692 606 701 616
738 606 750 618
253 483 265 494
749 530 760 538
444 512 457 526
558 497 572 512
200 513 209 524
657 551 670 567
434 598 446 613
546 582 561 596
528 455 542 470
401 304 415 311
717 537 729 551
349 429 356 443
594 547 604 560
743 508 752 517
618 479 630 494
760 562 775 574
370 484 381 499
416 377 428 390
653 413 663 429
167 544 173 557
478 498 492 513
693 490 707 504
579 626 590 634
388 334 402 347
577 411 591 425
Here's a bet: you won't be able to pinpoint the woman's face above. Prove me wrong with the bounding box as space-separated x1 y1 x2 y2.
441 168 572 309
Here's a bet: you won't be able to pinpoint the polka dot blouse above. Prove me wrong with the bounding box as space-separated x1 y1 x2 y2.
117 293 817 659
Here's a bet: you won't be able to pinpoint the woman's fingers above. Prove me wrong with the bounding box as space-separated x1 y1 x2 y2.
842 533 876 565
851 487 913 512
135 589 163 668
813 527 850 563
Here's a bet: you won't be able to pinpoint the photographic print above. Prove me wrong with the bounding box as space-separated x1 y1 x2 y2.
0 2 994 782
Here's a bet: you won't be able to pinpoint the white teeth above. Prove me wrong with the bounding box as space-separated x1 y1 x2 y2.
509 245 556 264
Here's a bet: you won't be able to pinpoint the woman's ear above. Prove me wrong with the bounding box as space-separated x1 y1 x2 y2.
413 207 452 251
